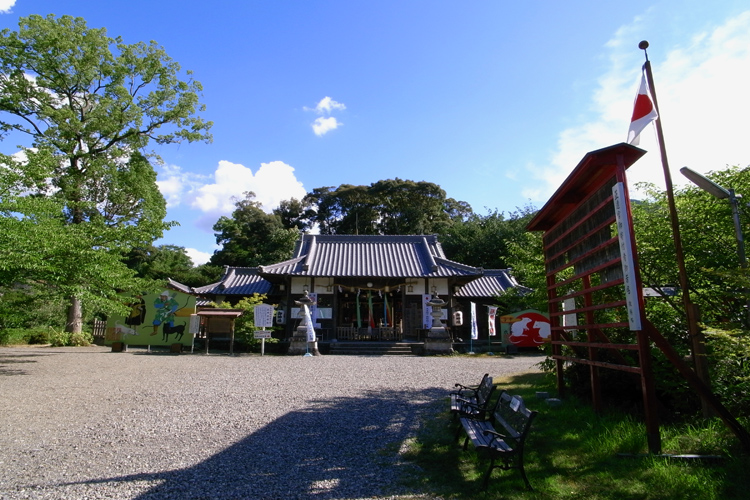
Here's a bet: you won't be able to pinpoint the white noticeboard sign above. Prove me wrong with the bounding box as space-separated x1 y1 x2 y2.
254 330 273 339
613 182 642 331
189 314 201 334
254 304 275 328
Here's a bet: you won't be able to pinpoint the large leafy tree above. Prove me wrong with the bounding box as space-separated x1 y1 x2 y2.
211 192 299 267
627 166 750 416
282 178 472 235
632 165 750 330
0 15 212 332
440 206 536 269
370 179 471 235
124 244 222 288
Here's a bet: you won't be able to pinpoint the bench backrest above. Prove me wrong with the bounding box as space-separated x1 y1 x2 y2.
476 374 494 406
492 392 537 444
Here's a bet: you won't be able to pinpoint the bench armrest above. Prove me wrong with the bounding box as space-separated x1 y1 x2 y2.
456 398 483 410
483 428 507 441
451 383 478 397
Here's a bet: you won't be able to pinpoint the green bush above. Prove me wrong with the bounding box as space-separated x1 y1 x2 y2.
705 326 750 416
0 328 30 345
0 285 67 331
49 329 69 347
26 327 50 344
69 331 93 347
213 294 284 352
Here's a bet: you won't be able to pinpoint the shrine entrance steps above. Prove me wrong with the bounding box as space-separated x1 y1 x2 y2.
326 341 420 356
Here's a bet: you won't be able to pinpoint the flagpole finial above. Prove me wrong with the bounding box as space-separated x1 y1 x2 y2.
639 40 650 61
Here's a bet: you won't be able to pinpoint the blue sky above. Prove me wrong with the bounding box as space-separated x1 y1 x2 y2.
2 1 749 265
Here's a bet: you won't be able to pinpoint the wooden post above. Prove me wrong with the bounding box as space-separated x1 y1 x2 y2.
640 41 712 416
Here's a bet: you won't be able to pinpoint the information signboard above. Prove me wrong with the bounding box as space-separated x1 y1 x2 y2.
254 304 275 328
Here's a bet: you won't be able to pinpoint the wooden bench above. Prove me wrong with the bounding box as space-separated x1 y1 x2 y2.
450 373 495 422
458 391 538 490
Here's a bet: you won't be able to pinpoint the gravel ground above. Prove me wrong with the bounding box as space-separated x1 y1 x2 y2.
0 345 544 500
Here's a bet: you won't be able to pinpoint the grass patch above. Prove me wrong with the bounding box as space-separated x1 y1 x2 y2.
399 371 750 499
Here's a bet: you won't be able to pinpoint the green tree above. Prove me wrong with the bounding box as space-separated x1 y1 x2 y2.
273 197 314 232
289 179 472 236
632 165 750 330
441 206 536 269
124 244 220 287
631 166 750 416
210 192 298 267
305 184 380 235
212 294 278 352
0 15 212 332
370 179 470 235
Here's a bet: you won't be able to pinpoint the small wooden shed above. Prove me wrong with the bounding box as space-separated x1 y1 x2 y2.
196 308 243 354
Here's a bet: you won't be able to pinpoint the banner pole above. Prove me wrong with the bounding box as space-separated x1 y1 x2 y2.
640 40 711 414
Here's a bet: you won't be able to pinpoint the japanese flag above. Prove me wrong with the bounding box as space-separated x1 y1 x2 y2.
627 66 658 145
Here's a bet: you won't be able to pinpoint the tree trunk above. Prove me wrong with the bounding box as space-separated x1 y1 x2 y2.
66 296 83 334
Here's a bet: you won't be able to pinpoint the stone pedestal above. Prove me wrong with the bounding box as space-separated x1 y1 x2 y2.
423 337 454 355
287 336 320 356
423 293 454 355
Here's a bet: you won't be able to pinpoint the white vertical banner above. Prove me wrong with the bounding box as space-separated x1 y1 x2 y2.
487 306 498 336
613 182 642 331
303 304 316 342
470 302 478 340
422 294 432 329
308 292 318 326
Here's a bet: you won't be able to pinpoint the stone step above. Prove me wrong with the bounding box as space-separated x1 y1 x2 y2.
326 342 419 356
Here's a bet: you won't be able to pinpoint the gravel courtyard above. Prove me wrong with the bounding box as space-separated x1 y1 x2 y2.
0 346 543 500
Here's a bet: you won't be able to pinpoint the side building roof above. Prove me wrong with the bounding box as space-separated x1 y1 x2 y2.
454 269 530 298
194 267 272 296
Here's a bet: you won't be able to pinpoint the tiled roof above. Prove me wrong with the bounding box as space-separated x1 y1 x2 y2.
455 269 528 298
166 278 194 294
258 234 482 278
194 267 272 296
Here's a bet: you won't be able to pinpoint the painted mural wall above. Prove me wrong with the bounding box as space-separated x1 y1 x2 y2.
105 290 196 346
500 309 551 347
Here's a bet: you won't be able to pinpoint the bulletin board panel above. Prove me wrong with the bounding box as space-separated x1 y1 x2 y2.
527 143 661 453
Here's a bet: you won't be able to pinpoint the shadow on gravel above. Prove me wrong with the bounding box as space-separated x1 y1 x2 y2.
54 387 445 499
0 353 45 376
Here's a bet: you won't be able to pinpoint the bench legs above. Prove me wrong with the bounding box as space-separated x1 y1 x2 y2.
481 456 532 491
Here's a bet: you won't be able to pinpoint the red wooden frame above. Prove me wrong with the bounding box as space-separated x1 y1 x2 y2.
527 143 662 453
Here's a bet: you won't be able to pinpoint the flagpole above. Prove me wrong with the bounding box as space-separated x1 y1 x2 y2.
639 41 712 414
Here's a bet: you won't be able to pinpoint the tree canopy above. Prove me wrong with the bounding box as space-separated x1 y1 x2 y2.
0 14 212 332
274 178 472 236
440 206 536 269
210 192 299 268
632 165 750 329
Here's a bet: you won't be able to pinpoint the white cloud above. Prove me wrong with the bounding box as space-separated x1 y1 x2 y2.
190 159 306 212
316 96 346 114
0 1 15 14
185 247 212 266
156 163 209 208
312 116 341 136
305 96 346 114
305 96 346 136
156 159 307 234
535 10 750 204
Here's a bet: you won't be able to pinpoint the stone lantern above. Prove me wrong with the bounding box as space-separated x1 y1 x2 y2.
287 290 321 356
424 291 454 355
